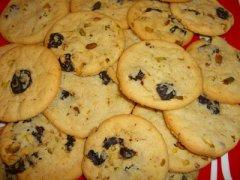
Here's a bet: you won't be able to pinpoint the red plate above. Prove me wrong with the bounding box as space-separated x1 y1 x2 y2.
0 0 239 179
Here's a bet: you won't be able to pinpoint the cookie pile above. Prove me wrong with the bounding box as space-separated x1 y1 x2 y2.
0 0 239 179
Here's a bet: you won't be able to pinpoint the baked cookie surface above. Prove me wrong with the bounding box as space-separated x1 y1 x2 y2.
187 36 240 104
118 40 202 110
0 114 84 180
127 0 193 46
0 45 61 122
170 0 234 36
0 0 69 44
71 0 135 29
133 105 210 173
45 12 125 76
44 72 134 138
82 114 168 179
164 95 240 157
167 171 199 180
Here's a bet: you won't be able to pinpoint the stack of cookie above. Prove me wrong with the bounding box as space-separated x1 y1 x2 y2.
0 0 239 179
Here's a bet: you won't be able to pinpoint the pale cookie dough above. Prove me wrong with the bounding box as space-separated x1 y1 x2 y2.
0 114 84 180
133 105 210 173
127 0 194 46
170 0 234 36
118 40 202 110
71 0 135 29
82 114 169 180
187 36 240 104
0 0 69 44
164 95 240 157
45 11 125 76
0 45 61 122
44 72 134 138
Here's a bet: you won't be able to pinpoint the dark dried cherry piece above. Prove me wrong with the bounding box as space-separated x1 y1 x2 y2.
60 90 72 100
87 150 105 166
5 158 25 175
156 83 176 100
31 126 45 143
216 7 229 19
120 147 136 159
198 95 220 114
99 71 111 85
47 33 64 48
65 135 76 152
222 77 235 85
11 70 32 94
9 4 19 12
92 1 101 11
145 8 162 13
129 70 145 81
103 137 124 149
59 53 74 72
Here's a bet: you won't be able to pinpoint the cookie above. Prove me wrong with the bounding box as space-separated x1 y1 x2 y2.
0 114 84 179
164 95 240 157
133 105 210 172
107 29 141 84
127 0 194 46
187 36 240 104
45 11 125 76
82 114 169 179
118 40 202 110
0 44 20 58
71 0 135 29
170 0 234 36
44 72 134 138
0 0 69 44
167 171 199 180
0 45 61 122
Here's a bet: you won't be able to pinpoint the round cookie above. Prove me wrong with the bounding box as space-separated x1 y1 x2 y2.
71 0 135 29
187 36 240 104
0 114 84 179
170 0 234 36
133 105 210 173
127 0 194 46
164 95 240 158
107 29 141 84
167 171 199 180
0 45 61 122
117 40 202 110
44 72 134 138
82 114 169 179
45 12 125 76
0 0 69 44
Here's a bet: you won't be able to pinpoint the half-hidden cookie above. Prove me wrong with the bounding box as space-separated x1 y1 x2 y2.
107 29 141 84
0 0 69 44
170 0 234 36
0 45 61 122
117 40 202 110
164 95 240 158
44 72 134 138
167 171 199 180
45 11 125 76
187 36 240 104
0 114 84 179
71 0 135 29
133 105 210 173
82 114 168 179
127 0 193 46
